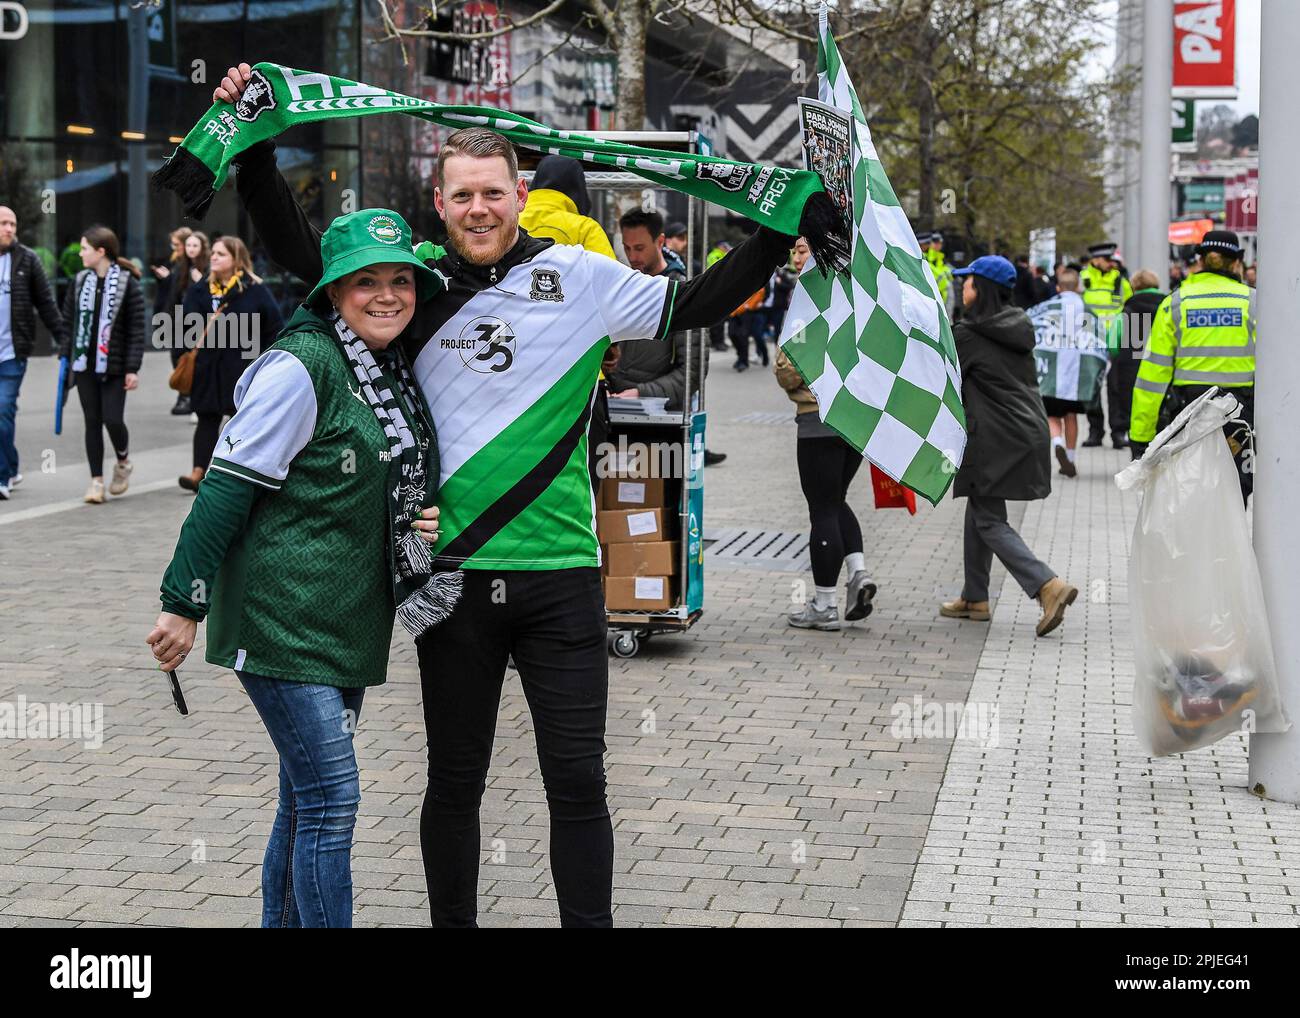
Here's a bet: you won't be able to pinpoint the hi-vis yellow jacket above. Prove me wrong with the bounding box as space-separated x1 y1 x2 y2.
1080 264 1132 324
518 189 616 259
1130 270 1256 443
925 247 952 303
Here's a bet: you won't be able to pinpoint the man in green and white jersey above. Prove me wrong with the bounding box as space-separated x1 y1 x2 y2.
217 63 798 928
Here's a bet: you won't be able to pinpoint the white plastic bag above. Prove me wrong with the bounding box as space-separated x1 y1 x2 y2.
1115 389 1289 756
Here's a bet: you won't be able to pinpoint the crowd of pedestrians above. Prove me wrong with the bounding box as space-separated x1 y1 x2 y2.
0 203 284 504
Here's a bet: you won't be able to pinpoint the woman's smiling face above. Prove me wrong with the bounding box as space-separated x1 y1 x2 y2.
326 263 417 350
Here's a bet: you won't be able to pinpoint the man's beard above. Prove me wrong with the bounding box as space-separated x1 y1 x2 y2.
447 219 517 266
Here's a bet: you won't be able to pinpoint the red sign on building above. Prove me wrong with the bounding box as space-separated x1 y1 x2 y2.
1173 0 1237 99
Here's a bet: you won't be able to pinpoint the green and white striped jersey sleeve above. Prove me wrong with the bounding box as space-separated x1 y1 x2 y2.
590 254 676 342
208 349 318 490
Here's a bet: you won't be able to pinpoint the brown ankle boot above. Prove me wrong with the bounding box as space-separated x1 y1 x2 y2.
178 467 205 492
1036 577 1078 636
940 597 991 621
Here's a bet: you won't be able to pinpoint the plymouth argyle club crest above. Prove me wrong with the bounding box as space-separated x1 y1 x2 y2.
695 161 753 193
366 214 402 244
233 69 278 123
529 268 564 302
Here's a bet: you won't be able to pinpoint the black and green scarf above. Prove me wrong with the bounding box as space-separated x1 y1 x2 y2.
328 311 461 637
154 62 849 272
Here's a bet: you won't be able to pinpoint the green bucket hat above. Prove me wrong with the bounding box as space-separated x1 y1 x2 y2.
305 208 441 310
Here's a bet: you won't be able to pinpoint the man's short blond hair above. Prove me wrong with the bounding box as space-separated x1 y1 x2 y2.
1057 267 1080 292
1131 269 1160 290
437 128 519 186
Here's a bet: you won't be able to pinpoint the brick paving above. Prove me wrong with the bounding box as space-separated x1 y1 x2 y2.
2 349 1295 927
899 445 1300 928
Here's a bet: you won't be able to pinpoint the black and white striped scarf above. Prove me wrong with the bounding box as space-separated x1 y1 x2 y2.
72 265 123 374
332 315 461 637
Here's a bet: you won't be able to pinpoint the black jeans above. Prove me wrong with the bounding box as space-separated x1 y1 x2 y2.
729 310 765 366
74 373 129 477
797 435 864 587
416 568 613 928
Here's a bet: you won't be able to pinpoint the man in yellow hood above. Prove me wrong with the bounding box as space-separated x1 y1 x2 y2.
519 155 615 259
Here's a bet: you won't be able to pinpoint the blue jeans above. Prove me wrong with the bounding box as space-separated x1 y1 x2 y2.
238 672 365 928
0 357 26 485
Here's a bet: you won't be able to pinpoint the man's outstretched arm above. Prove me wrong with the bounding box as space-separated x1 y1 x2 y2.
669 227 793 332
216 63 324 287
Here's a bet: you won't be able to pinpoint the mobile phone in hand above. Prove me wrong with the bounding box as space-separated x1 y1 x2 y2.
167 670 189 716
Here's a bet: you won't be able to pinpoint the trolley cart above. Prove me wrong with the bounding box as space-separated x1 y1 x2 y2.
520 132 712 658
603 407 707 658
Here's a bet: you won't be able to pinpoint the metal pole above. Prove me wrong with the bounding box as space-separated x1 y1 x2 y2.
1120 0 1142 268
1107 2 1128 249
1137 0 1172 276
1248 0 1300 803
125 5 149 265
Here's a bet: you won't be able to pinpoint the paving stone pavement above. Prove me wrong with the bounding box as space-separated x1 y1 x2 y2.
2 350 1294 927
899 444 1300 929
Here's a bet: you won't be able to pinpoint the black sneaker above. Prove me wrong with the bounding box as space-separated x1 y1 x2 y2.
1082 435 1103 448
1055 444 1077 478
171 395 192 416
704 450 727 467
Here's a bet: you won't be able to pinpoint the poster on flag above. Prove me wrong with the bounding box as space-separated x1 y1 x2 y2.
777 5 966 507
798 97 853 224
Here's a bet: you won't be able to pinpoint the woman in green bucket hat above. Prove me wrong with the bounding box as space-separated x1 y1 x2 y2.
146 209 458 927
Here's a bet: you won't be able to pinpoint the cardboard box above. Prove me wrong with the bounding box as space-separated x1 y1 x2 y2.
604 575 677 611
601 476 667 511
597 507 665 545
606 541 678 578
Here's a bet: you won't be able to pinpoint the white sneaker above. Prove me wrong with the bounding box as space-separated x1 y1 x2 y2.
844 570 878 621
189 412 199 424
84 479 105 504
0 482 9 500
109 459 133 496
788 603 841 631
9 473 21 488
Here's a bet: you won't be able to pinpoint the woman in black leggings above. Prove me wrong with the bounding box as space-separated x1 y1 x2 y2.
774 238 875 631
60 226 145 504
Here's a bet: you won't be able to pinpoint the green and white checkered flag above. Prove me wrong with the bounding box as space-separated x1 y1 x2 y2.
779 5 966 505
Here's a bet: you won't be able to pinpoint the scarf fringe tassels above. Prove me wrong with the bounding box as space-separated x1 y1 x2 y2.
396 568 464 638
153 145 220 220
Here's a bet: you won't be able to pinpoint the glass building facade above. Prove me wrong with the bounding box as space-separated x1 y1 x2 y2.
1 0 796 349
1 0 362 334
